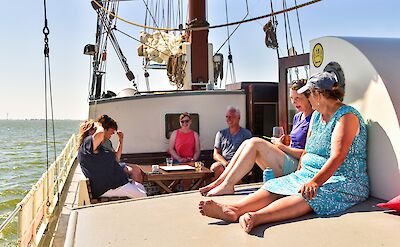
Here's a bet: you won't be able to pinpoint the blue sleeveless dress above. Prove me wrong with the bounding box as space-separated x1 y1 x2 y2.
262 105 369 215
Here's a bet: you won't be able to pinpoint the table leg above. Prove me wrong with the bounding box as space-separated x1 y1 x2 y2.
168 180 181 191
190 178 205 190
153 181 173 193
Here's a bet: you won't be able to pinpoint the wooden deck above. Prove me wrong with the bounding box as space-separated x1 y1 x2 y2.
64 184 400 247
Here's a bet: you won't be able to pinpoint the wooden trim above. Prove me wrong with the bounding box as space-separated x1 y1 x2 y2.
121 150 214 167
278 53 309 132
247 84 254 132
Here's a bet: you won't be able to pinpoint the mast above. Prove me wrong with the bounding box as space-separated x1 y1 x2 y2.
188 0 209 89
87 0 137 100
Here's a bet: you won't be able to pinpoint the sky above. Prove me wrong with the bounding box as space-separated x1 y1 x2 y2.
0 0 399 120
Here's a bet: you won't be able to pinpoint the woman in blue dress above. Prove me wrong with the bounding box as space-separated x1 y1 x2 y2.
198 72 369 233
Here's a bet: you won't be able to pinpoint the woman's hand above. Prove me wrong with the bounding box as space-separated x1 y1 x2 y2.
94 121 102 129
271 135 285 149
298 181 319 200
117 130 124 142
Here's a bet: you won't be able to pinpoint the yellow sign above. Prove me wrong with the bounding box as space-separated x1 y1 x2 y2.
312 43 324 68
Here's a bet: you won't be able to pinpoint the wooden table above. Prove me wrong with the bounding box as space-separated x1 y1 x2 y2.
139 163 214 194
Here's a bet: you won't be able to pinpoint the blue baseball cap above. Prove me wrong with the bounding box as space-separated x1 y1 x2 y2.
297 72 337 94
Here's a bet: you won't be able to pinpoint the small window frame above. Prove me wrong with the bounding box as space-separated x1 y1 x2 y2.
165 113 200 139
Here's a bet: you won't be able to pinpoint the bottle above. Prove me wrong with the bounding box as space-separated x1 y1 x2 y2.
263 168 275 183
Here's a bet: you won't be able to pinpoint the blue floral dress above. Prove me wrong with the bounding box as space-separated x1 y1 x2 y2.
262 105 369 215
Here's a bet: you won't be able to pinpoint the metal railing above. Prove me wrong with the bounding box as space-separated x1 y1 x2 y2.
0 134 78 247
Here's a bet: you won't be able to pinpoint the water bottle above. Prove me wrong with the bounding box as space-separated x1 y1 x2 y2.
263 168 275 183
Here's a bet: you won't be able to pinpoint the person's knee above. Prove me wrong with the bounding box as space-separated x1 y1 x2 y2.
210 162 223 171
210 162 225 178
249 137 271 150
123 167 130 174
130 165 143 183
241 139 250 146
247 137 260 149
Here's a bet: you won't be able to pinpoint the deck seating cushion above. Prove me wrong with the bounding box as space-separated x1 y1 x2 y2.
377 194 400 211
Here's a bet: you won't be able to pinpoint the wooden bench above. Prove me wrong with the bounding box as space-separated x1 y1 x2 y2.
78 176 129 206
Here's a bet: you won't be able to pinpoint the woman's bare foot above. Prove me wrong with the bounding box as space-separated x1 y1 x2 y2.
198 200 239 222
239 212 256 233
199 179 223 195
205 182 235 196
199 182 217 195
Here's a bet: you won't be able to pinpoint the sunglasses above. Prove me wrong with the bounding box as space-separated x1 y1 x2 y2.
180 120 190 124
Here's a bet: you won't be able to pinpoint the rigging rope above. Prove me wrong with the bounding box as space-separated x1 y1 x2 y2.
294 0 308 78
268 0 280 59
215 0 249 54
141 0 174 55
294 0 305 54
91 0 321 32
282 0 290 55
283 0 295 55
43 0 58 206
263 0 279 51
223 0 237 85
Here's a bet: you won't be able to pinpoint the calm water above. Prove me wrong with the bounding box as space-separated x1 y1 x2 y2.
0 120 81 246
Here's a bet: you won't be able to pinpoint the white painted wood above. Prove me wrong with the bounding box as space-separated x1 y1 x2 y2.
88 91 247 154
310 36 400 200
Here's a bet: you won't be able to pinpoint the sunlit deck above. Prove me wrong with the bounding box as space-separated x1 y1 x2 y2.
64 184 400 247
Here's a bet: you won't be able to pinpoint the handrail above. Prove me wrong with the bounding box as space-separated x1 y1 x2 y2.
0 204 21 232
0 133 78 247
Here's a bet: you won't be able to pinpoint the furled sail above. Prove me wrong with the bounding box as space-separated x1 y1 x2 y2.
138 31 185 64
138 31 187 88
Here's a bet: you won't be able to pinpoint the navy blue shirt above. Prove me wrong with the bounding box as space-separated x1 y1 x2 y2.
78 136 128 198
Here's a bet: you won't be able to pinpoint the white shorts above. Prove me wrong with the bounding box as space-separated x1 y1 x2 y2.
101 181 147 198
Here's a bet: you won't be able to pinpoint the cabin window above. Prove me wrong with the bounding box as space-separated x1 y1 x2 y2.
165 113 200 139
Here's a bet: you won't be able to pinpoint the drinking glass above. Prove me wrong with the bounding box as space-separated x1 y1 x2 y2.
272 126 285 138
166 157 173 166
195 161 204 171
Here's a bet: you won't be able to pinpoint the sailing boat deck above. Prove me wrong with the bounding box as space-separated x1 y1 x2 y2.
64 184 400 247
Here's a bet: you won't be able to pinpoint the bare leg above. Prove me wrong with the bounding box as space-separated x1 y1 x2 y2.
199 188 281 222
209 162 225 181
199 140 250 194
206 138 286 196
125 164 144 184
239 195 312 233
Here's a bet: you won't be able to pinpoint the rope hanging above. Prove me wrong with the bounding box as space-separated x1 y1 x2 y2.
294 0 309 78
42 0 58 208
91 0 322 32
215 0 249 54
140 0 186 88
223 0 236 85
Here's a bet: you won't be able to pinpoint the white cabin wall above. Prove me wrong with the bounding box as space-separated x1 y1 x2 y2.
89 92 246 154
309 36 400 200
